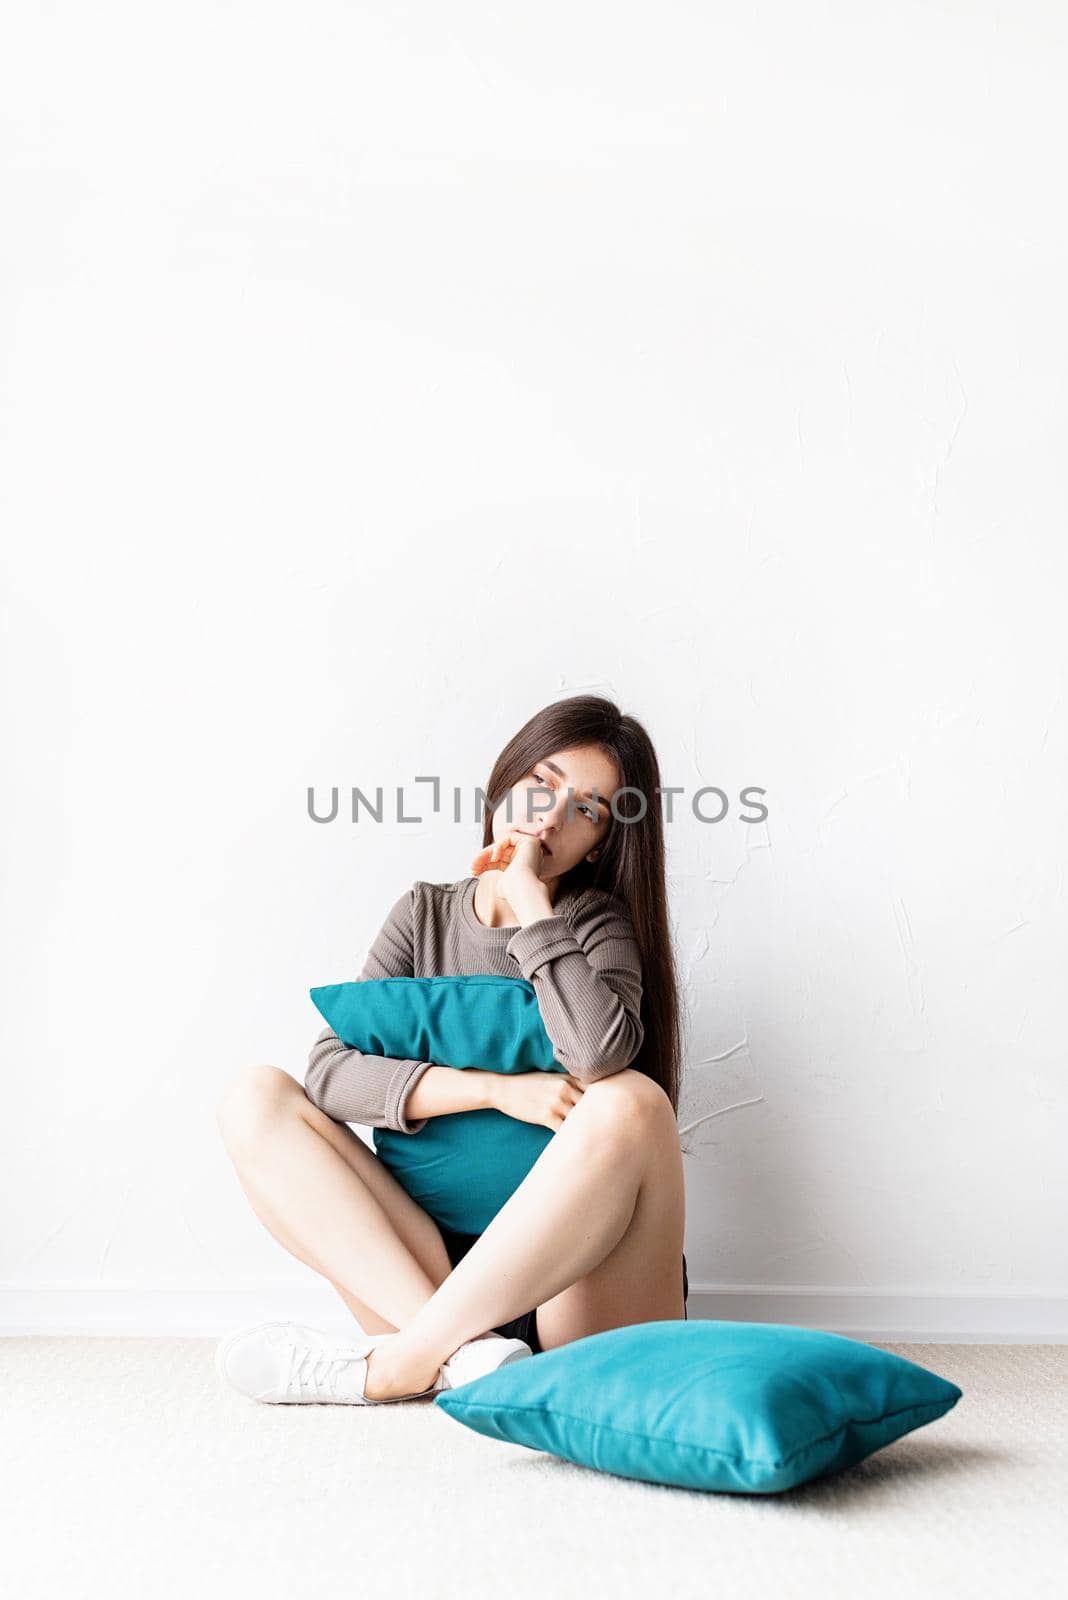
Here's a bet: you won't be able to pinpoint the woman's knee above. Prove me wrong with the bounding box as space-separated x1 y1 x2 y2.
215 1063 304 1148
582 1066 673 1128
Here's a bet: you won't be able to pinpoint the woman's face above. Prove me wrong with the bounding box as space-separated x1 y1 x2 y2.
493 743 622 881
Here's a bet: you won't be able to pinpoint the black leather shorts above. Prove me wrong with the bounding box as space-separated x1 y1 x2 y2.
439 1223 690 1354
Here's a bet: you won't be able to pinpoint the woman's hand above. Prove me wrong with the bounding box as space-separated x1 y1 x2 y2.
471 831 549 900
488 1070 587 1132
471 835 515 876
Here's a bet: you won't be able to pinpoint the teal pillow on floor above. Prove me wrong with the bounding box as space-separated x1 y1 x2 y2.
434 1320 963 1494
309 975 566 1234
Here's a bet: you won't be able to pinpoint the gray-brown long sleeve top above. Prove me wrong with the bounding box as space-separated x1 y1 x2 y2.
305 874 644 1134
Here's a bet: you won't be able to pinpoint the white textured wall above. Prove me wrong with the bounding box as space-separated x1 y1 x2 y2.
2 2 1065 1338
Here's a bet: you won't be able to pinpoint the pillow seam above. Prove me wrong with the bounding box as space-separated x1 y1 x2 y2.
439 1395 957 1471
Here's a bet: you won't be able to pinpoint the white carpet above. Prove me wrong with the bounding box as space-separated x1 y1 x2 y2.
2 1339 1064 1599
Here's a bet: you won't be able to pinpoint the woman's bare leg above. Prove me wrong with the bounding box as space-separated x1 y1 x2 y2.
365 1069 686 1398
215 1064 454 1333
216 1064 684 1404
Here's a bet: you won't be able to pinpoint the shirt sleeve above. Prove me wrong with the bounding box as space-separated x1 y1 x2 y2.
304 887 433 1134
504 892 644 1079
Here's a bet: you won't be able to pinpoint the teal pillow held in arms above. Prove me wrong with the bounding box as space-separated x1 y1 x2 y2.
308 975 566 1234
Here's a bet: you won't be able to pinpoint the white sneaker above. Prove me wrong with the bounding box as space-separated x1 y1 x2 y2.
440 1331 533 1390
214 1320 445 1405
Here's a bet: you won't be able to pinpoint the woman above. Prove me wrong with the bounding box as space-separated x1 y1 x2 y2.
215 694 688 1404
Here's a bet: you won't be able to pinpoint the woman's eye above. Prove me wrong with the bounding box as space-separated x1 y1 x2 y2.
530 771 594 821
530 771 597 819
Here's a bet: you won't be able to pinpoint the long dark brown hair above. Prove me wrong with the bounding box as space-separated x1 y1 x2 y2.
480 695 683 1119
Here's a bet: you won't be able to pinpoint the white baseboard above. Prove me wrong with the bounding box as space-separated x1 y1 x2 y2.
1 1279 1065 1342
685 1286 1068 1343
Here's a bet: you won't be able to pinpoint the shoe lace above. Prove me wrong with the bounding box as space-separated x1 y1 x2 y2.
284 1337 370 1401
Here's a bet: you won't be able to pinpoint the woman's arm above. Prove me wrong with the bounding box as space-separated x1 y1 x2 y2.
304 887 435 1134
504 891 644 1079
403 1065 496 1120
